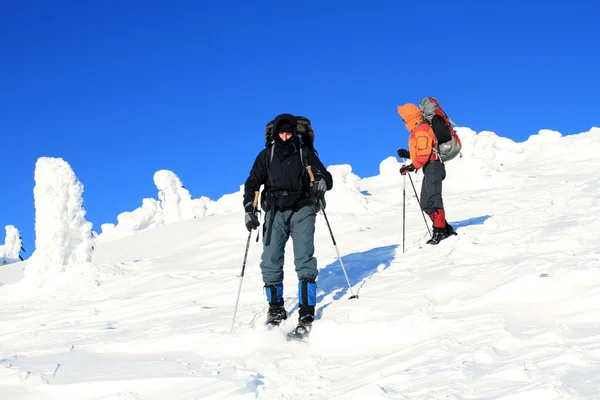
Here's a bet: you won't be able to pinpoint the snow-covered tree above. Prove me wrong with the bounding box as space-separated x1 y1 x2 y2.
24 157 96 286
0 225 25 265
98 170 213 242
154 170 200 224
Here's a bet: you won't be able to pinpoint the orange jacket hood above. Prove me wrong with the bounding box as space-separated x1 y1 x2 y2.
397 103 423 131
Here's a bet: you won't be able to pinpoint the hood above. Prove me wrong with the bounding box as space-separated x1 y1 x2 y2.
397 103 423 131
272 113 296 137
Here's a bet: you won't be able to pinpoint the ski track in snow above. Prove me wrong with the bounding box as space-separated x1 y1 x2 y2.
1 129 600 399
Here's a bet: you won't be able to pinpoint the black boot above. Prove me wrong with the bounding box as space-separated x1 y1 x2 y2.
290 305 314 338
426 227 449 245
298 305 315 325
266 300 287 326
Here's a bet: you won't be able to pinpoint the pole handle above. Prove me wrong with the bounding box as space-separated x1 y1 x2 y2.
306 165 316 183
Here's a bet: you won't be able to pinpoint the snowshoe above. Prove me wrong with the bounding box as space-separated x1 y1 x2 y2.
287 315 313 341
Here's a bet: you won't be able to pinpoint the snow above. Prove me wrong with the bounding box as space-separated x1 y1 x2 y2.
1 128 600 399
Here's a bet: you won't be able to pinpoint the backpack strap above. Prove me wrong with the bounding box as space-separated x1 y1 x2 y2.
299 146 310 169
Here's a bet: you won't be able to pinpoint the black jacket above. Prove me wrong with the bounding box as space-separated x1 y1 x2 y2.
243 138 333 212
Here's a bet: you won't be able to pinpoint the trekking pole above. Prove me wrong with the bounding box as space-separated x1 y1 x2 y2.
402 173 406 253
230 191 259 333
306 166 359 300
407 173 431 237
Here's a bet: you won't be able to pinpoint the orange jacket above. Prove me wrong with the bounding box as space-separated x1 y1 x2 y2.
397 104 438 169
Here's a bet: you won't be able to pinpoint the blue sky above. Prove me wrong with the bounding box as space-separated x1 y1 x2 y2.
1 1 598 258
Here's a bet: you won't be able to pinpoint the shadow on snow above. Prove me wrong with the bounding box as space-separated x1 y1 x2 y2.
451 215 491 230
315 244 399 319
311 215 490 319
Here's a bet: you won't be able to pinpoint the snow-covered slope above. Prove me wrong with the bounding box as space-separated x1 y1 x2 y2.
1 128 599 400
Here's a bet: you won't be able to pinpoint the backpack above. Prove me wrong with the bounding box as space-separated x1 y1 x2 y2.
418 97 462 162
264 114 316 167
265 114 315 150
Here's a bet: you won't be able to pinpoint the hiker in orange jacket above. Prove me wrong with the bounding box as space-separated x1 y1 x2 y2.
397 103 456 245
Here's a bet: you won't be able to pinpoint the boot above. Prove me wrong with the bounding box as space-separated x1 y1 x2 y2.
426 227 449 245
266 300 287 326
291 305 315 337
299 304 315 324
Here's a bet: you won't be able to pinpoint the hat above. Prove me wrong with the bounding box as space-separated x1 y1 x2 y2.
277 123 293 134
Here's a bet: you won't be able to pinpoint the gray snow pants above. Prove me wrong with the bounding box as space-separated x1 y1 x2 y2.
260 205 318 286
420 160 446 215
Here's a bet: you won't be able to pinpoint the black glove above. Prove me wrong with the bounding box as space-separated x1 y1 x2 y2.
244 202 260 231
400 164 415 175
397 148 410 159
310 179 327 199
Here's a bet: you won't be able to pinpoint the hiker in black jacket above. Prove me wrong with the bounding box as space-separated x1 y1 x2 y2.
243 113 333 332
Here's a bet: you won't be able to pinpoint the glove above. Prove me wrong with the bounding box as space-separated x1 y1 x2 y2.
244 202 260 231
397 148 410 159
400 164 415 175
245 212 259 231
310 179 327 199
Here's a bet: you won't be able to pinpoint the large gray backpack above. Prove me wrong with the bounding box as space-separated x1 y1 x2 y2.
419 97 462 162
